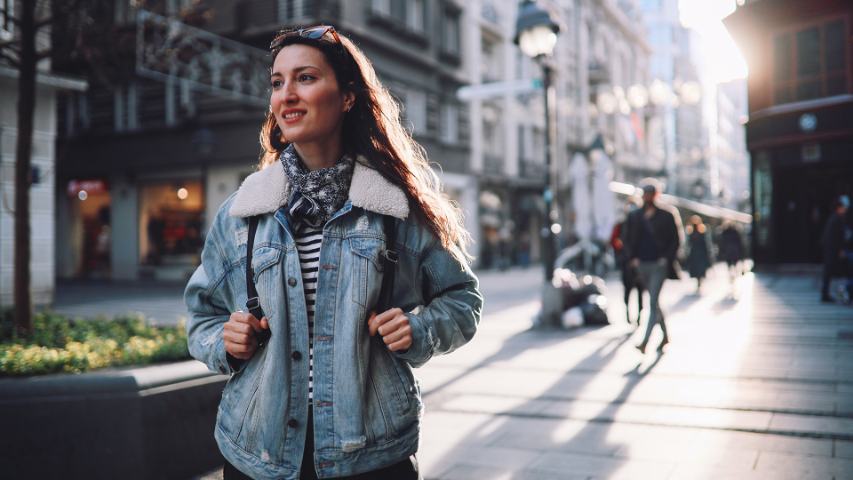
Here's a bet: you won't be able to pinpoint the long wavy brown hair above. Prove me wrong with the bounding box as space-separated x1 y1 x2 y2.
259 26 472 262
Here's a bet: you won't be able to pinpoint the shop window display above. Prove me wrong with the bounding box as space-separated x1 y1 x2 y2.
139 180 204 266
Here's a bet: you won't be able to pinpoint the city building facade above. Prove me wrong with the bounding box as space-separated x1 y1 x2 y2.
0 1 87 306
467 0 652 268
53 0 475 281
725 0 853 264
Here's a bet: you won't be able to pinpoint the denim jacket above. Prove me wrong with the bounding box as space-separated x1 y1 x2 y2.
184 159 483 479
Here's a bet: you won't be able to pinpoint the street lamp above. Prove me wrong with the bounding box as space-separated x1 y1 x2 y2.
515 0 560 281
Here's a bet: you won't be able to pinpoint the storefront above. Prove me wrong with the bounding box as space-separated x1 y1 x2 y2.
725 0 853 265
60 180 112 279
138 180 205 278
57 176 210 281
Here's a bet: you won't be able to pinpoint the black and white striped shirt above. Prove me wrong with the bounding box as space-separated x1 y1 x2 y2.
295 227 323 402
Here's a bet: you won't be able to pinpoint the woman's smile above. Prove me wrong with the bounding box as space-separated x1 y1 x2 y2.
282 108 307 124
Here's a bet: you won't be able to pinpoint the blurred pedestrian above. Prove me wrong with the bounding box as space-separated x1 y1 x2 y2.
610 203 644 325
684 215 712 293
719 221 745 290
185 25 482 480
821 196 849 302
623 179 683 353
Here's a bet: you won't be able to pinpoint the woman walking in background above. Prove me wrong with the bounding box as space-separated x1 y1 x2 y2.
685 215 712 293
720 221 745 294
185 25 482 480
611 203 644 325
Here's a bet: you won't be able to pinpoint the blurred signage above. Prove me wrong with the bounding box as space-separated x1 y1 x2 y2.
67 180 107 196
798 113 817 132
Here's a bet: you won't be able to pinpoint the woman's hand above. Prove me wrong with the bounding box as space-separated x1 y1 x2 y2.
223 312 270 360
367 308 412 352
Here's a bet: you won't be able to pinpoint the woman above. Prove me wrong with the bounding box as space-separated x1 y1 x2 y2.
185 25 482 480
610 201 644 325
719 221 745 291
684 215 712 292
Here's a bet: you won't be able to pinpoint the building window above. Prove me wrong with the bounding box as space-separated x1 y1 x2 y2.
481 35 502 82
402 88 427 135
773 18 849 104
139 180 204 266
482 103 503 158
406 0 424 33
440 103 458 144
1 0 13 40
371 0 391 16
113 83 140 132
442 6 460 54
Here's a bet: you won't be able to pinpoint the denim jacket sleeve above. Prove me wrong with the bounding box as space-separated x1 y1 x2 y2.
394 235 483 368
184 208 239 375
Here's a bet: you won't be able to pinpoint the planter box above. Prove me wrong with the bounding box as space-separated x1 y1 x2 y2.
0 361 227 480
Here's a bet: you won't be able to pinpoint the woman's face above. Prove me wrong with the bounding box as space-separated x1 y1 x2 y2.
270 44 353 147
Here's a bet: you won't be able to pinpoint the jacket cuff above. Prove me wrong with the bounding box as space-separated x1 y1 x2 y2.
215 336 247 375
393 313 433 367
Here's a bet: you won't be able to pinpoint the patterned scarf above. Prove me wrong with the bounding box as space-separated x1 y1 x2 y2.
280 144 354 232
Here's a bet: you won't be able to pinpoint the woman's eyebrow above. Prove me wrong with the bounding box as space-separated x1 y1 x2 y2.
270 65 321 77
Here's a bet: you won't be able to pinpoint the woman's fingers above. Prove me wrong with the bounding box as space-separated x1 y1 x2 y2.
367 308 403 336
224 311 266 358
387 336 412 352
366 308 413 351
223 328 255 346
380 320 411 344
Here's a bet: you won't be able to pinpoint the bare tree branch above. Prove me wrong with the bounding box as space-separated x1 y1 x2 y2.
0 38 20 51
0 7 22 27
0 50 20 67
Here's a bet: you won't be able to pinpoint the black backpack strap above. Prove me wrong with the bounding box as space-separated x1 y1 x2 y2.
245 216 271 348
376 215 398 313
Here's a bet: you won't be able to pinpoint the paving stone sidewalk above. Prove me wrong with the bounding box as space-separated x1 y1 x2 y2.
416 266 853 479
53 266 853 479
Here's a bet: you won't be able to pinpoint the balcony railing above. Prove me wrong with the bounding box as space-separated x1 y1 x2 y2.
519 159 546 180
136 9 270 107
483 154 504 176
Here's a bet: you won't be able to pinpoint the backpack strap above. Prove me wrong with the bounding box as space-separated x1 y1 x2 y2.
376 215 398 313
245 216 271 348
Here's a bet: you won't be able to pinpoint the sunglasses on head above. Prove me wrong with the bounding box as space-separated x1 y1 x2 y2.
271 25 341 50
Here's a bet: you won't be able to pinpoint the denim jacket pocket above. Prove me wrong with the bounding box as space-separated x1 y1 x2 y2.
218 352 269 440
249 246 283 321
250 246 283 284
366 344 416 439
348 236 384 309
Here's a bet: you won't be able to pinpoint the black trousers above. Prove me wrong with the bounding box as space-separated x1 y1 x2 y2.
822 257 842 299
223 408 420 480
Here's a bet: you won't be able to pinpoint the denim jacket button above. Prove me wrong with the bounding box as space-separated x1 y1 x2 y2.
287 418 298 428
288 277 297 287
291 351 302 360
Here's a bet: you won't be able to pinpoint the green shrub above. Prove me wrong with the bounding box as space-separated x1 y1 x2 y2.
0 312 190 376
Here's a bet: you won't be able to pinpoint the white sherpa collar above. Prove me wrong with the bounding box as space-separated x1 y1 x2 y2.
228 156 410 220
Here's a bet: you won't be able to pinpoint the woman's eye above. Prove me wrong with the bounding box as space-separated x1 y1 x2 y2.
298 74 315 82
271 79 283 89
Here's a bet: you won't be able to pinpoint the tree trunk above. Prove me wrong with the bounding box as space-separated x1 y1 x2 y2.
14 1 37 336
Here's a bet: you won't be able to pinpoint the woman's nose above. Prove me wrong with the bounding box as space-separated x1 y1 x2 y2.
283 85 298 104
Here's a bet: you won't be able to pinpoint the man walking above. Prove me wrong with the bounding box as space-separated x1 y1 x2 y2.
821 196 849 303
623 179 683 353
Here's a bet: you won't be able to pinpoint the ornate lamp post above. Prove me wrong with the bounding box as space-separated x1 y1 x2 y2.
515 0 561 281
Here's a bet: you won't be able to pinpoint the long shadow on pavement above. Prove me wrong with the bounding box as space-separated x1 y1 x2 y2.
424 323 664 479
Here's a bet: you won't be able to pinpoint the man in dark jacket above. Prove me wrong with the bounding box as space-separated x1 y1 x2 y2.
821 197 849 302
623 179 683 353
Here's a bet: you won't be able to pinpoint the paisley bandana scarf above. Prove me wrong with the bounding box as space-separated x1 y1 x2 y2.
280 144 354 231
